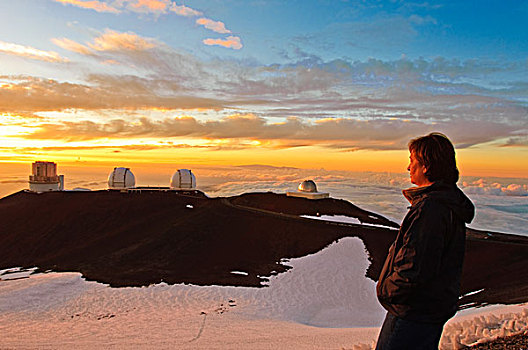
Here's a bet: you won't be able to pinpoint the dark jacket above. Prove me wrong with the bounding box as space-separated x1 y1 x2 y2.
376 181 475 323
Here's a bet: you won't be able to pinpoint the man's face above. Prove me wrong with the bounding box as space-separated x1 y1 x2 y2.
407 151 430 187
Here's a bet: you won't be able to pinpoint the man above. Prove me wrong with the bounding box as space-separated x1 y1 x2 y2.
375 133 475 350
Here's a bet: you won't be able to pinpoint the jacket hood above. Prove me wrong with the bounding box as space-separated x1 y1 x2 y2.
403 182 475 224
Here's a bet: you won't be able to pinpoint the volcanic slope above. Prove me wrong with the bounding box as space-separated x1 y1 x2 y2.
1 190 528 309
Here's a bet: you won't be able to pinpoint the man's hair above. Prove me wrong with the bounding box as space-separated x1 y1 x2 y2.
408 132 459 185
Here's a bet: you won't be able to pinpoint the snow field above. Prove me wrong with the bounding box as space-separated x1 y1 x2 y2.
0 237 527 349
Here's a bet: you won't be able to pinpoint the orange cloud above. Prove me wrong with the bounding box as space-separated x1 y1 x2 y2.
203 36 242 50
0 143 211 153
0 40 68 62
196 18 231 34
129 0 171 13
90 30 157 51
53 0 120 13
51 38 92 55
53 0 204 17
170 4 202 17
53 30 157 56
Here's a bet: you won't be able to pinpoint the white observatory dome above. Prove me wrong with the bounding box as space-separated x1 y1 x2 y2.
108 167 135 189
298 180 318 193
170 169 196 190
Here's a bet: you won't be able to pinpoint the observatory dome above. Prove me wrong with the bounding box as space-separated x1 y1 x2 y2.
298 180 317 193
170 169 196 190
108 167 135 189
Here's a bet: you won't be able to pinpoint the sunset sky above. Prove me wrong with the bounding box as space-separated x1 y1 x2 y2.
1 0 527 179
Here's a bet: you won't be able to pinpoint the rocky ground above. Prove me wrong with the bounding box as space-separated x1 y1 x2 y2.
467 332 528 349
1 190 528 310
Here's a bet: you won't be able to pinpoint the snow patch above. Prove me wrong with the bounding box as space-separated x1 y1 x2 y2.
254 237 384 327
301 214 394 229
442 307 528 349
460 288 485 298
230 271 248 276
0 267 39 281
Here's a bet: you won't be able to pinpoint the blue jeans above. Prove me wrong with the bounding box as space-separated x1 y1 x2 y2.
375 312 444 350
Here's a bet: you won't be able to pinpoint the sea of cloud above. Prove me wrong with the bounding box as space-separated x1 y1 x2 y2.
197 165 528 236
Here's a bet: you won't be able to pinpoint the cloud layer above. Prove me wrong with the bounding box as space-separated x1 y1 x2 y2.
1 25 526 152
462 179 528 196
0 75 225 112
16 113 522 152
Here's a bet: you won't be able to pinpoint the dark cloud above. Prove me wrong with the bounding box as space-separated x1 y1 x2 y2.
0 143 212 153
0 179 26 184
501 135 528 147
22 113 520 151
0 75 225 113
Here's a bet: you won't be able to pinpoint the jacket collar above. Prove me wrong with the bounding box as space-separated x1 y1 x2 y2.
403 181 475 223
402 182 437 205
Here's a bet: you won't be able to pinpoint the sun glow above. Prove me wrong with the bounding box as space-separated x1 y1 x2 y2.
0 110 526 179
0 132 526 178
